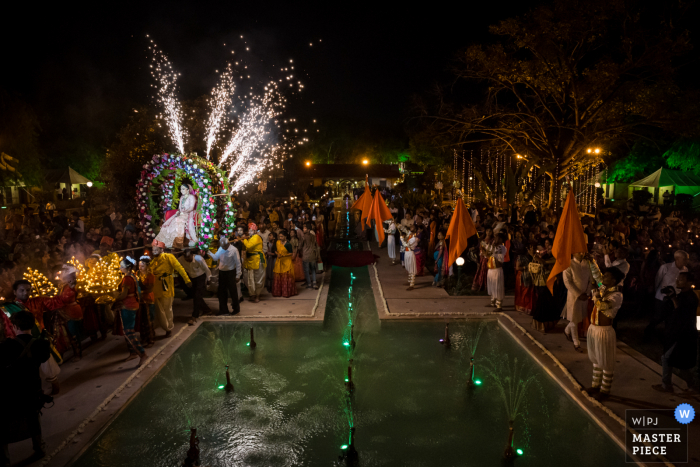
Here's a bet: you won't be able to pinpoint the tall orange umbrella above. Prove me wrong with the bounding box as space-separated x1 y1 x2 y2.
547 188 588 293
445 196 477 268
351 178 372 223
365 190 394 245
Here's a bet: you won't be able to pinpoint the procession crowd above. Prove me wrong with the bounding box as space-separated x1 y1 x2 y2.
1 190 699 464
0 196 336 465
375 194 698 401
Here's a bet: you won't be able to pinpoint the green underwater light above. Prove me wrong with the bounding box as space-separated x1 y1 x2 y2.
345 378 349 382
516 448 524 455
341 445 348 450
246 342 250 346
343 342 350 346
218 385 225 389
474 380 482 385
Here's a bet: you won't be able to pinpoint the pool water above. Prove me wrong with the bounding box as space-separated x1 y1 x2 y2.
72 320 622 466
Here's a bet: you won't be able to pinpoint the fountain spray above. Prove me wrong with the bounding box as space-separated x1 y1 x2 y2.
183 428 200 467
224 365 234 393
249 327 257 349
350 324 356 350
467 357 475 387
339 427 358 465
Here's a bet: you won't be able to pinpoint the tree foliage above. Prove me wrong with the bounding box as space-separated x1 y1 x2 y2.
412 0 699 208
663 139 700 175
0 89 43 186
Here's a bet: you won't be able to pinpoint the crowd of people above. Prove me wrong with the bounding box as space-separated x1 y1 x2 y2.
0 195 339 465
371 194 698 400
2 189 699 463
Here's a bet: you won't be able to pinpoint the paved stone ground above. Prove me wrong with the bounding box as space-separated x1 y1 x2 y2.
368 240 700 465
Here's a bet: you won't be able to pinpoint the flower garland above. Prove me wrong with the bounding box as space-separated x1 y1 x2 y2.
136 153 236 250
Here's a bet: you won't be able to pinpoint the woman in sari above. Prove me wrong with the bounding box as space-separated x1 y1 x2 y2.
290 229 305 281
529 246 565 332
272 231 298 297
472 228 494 291
432 231 445 286
115 257 148 367
514 254 536 314
137 256 156 348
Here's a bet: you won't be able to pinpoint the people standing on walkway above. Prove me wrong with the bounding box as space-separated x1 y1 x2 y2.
272 231 298 298
652 271 698 394
299 222 319 290
384 217 398 265
265 232 277 290
401 225 418 290
178 249 211 325
289 229 305 282
587 267 625 401
433 231 445 286
645 250 688 337
562 252 592 353
485 233 507 311
115 257 148 367
472 228 494 291
209 237 242 315
150 240 191 337
603 245 630 286
241 223 267 303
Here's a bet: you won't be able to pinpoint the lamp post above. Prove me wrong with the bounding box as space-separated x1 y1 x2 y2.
455 257 465 288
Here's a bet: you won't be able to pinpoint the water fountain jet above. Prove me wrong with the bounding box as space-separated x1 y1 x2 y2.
249 327 257 349
439 323 451 348
466 357 476 387
183 427 200 467
224 365 234 392
345 359 355 392
504 420 516 458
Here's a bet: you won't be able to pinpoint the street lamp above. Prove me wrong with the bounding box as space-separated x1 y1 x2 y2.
456 257 465 287
587 148 601 154
305 161 311 167
362 159 369 165
87 181 93 187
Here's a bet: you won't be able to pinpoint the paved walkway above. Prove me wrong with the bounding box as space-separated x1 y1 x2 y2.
368 239 700 465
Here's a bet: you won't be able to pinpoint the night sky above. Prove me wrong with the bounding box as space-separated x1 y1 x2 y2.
2 2 532 150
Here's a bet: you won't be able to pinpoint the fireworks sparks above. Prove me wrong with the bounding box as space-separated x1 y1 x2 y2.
148 38 187 154
204 63 235 159
148 36 311 192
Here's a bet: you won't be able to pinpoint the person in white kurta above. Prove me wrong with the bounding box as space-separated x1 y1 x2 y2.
485 233 507 310
561 253 592 350
384 218 397 264
587 268 624 399
401 227 418 290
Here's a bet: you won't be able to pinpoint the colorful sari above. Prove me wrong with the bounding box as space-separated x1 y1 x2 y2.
291 237 305 281
472 237 494 291
514 255 535 314
272 241 298 297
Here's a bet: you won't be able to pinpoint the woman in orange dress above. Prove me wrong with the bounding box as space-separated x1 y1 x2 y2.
272 231 298 297
115 257 148 367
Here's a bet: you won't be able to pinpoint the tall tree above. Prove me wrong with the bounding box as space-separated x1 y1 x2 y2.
413 0 699 209
0 89 43 187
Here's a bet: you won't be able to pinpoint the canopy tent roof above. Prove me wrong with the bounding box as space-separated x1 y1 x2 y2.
629 168 700 188
44 167 92 185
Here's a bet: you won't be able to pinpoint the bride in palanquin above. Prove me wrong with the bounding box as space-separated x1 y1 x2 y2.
154 184 198 249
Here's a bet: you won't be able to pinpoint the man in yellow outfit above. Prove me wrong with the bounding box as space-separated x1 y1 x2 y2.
151 240 191 337
241 223 266 303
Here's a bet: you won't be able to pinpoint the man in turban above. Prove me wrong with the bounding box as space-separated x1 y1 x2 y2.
241 223 267 303
150 240 191 337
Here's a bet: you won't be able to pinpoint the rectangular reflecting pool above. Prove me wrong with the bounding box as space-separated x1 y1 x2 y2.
72 320 622 467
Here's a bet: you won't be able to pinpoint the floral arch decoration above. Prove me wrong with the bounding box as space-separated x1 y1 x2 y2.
136 153 236 250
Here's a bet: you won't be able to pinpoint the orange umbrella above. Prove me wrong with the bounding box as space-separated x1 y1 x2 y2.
445 197 477 268
547 188 588 293
365 190 394 245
